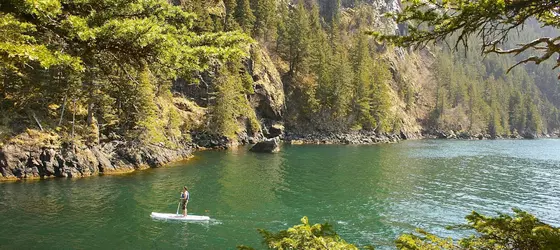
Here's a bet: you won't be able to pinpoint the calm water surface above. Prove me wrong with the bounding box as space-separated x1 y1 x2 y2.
1 139 559 249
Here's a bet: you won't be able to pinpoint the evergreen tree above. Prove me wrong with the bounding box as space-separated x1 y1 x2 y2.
251 0 276 41
380 0 560 78
210 61 260 139
369 55 392 132
235 0 256 33
322 0 341 24
526 98 543 135
283 0 311 76
509 90 527 134
275 0 290 54
0 0 250 144
224 0 240 31
329 42 353 123
350 33 375 129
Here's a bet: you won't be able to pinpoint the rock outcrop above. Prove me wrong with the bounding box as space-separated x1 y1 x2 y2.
247 45 285 123
250 137 280 153
0 130 194 181
284 130 415 145
265 123 285 139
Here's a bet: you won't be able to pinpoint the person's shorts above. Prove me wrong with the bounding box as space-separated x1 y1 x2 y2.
182 201 188 209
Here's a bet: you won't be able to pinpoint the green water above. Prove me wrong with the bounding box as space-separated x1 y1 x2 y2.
1 140 560 249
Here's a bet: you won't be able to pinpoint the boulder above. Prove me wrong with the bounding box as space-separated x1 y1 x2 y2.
457 131 472 139
288 139 304 145
447 130 457 139
268 123 284 138
250 138 280 153
435 130 447 139
522 131 537 139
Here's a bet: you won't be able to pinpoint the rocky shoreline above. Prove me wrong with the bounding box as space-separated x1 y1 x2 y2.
2 128 558 181
421 129 559 140
283 130 420 145
0 131 195 181
281 128 559 145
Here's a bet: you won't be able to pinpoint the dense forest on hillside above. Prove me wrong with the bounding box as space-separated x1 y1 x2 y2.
1 0 560 149
428 21 560 137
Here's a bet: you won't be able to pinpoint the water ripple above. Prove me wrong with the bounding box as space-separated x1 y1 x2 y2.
1 140 559 249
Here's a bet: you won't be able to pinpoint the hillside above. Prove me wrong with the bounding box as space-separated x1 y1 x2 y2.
1 0 559 180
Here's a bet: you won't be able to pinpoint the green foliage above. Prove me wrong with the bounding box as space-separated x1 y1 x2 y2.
240 210 560 250
210 61 260 139
459 209 560 249
322 0 342 24
238 216 362 250
428 42 552 136
224 0 240 31
235 0 256 33
369 55 393 132
0 0 251 145
3 0 560 145
0 13 82 74
397 209 560 250
282 0 311 76
275 1 290 54
135 68 165 144
276 2 395 133
396 229 455 250
251 0 276 40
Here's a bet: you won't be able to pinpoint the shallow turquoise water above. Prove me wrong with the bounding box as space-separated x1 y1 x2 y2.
1 139 559 249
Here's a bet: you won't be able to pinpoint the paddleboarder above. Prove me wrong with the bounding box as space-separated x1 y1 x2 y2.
180 186 190 216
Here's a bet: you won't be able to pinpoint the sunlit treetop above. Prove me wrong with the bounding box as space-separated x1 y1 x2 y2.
0 0 252 79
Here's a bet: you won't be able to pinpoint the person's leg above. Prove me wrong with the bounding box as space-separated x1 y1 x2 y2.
185 201 188 215
182 202 186 216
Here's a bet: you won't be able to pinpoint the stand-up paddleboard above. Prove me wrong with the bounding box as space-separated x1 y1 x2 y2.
150 212 210 221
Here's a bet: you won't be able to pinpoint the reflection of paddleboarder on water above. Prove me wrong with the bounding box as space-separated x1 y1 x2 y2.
180 186 190 216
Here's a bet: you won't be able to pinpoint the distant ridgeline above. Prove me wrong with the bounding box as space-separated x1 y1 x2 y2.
1 0 560 152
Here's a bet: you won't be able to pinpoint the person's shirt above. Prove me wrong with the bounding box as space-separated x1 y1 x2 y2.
181 191 189 201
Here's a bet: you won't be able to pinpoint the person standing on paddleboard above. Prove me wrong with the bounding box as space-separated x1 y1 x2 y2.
181 186 190 216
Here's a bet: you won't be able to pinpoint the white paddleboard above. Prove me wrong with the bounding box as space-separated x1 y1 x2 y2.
150 212 210 221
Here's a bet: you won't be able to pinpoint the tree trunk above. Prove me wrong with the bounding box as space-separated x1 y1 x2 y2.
87 101 94 126
58 95 67 126
72 98 76 138
32 112 43 131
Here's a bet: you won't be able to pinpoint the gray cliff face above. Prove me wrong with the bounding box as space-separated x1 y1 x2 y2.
372 0 402 13
359 0 403 35
247 45 285 123
225 45 286 143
